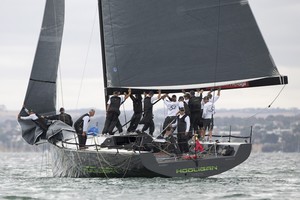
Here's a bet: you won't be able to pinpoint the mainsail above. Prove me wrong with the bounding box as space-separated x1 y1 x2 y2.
99 0 287 95
19 0 65 145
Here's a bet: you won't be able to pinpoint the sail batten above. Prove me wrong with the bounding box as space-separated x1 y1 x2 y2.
29 78 56 84
100 0 282 93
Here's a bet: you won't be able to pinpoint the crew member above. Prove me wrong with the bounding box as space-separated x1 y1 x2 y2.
127 93 143 133
74 109 95 149
172 107 191 154
46 107 73 126
139 90 161 136
161 94 179 134
18 108 48 131
102 89 131 135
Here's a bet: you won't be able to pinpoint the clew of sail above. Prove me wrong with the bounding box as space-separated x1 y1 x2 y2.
19 0 65 145
99 0 287 95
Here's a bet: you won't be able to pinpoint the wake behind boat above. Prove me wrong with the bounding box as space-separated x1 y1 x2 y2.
18 0 287 178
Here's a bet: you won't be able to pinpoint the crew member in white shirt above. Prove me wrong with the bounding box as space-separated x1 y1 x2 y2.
74 109 96 149
202 96 216 142
161 94 179 134
18 109 48 131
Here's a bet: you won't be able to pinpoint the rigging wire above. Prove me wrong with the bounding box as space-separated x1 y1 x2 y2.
58 64 64 108
198 0 222 121
122 102 128 130
247 84 287 119
213 0 221 91
75 8 98 109
93 140 135 178
202 0 222 137
39 143 47 177
268 83 286 108
52 0 64 110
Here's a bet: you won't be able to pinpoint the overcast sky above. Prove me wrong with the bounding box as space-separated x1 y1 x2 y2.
1 0 299 112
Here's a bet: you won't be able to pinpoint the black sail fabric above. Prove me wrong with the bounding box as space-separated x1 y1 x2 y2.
101 0 280 90
19 0 65 145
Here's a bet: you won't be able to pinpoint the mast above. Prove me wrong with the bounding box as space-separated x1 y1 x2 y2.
98 0 109 108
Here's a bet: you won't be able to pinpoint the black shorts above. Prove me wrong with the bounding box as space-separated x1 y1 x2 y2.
203 118 213 131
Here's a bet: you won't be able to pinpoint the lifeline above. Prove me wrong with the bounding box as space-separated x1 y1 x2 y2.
176 166 218 174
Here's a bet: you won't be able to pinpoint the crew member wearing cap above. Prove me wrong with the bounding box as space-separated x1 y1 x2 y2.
178 96 190 116
172 107 191 154
45 107 73 126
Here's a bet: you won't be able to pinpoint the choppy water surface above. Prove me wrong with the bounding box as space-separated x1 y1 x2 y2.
0 152 299 200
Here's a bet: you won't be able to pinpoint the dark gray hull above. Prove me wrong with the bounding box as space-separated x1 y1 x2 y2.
141 143 252 178
50 143 251 178
50 145 161 178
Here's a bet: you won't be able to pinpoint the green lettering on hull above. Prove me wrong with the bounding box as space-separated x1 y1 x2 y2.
83 166 118 174
176 166 218 174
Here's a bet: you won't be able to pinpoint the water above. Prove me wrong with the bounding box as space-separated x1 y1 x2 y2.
0 152 299 200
